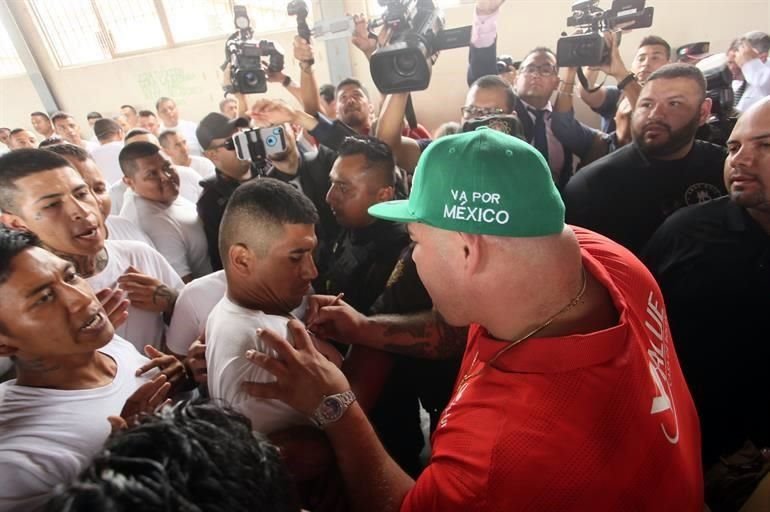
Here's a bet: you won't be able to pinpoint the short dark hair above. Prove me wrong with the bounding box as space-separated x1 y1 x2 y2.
0 149 73 212
86 111 103 121
524 46 557 62
158 130 179 148
137 110 156 118
155 96 174 110
93 118 122 142
336 78 369 100
9 128 25 136
46 400 301 512
744 31 770 54
124 128 151 142
319 84 335 103
44 143 91 163
647 63 707 100
337 135 397 188
51 111 74 125
119 141 161 177
38 136 64 148
470 74 518 113
639 35 672 59
219 97 237 113
30 111 50 120
219 179 319 260
120 104 137 115
0 225 40 286
0 127 10 134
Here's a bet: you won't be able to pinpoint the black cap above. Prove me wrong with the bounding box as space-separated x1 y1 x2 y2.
196 112 250 150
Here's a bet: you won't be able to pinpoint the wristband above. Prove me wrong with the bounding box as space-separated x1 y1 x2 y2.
282 75 292 87
617 72 636 91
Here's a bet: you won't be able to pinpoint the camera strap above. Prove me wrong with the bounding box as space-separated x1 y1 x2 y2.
576 67 607 94
405 94 418 130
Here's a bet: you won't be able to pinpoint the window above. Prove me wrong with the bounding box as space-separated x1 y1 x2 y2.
367 0 465 16
0 23 25 78
28 0 298 68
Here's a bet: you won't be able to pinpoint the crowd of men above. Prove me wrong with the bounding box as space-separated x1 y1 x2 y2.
0 1 769 511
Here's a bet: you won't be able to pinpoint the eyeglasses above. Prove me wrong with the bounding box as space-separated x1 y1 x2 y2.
520 64 557 77
209 138 235 151
460 106 506 119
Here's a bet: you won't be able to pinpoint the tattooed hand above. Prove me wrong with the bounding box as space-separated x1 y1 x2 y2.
117 265 178 314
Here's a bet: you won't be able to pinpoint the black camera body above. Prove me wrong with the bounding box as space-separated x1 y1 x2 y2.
556 0 654 68
369 0 471 94
496 55 520 74
223 5 284 94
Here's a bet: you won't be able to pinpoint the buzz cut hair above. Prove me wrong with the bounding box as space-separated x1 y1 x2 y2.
647 63 707 101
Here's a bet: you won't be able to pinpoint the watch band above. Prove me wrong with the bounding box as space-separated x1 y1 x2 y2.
617 72 636 91
282 75 292 87
312 390 356 428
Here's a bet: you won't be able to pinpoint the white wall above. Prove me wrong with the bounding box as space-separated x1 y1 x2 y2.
1 0 769 135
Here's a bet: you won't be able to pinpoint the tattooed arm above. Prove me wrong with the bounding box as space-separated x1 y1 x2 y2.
117 265 179 321
306 295 468 359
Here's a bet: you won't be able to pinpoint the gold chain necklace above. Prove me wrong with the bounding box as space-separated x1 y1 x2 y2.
458 267 588 387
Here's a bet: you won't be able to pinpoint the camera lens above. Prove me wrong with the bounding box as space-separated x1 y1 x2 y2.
244 71 259 86
394 53 418 77
265 135 277 147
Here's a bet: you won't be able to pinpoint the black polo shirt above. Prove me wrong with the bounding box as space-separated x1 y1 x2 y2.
564 140 727 255
642 197 770 464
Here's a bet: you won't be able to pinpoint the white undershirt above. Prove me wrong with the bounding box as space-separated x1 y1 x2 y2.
90 140 124 186
187 155 216 178
105 215 154 248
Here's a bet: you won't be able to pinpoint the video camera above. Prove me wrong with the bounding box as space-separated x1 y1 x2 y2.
369 0 472 93
222 5 285 94
496 55 520 74
696 53 737 145
556 0 654 68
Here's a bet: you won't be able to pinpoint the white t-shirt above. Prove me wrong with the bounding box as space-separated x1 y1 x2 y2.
162 120 201 156
0 337 150 512
105 215 154 247
109 165 202 217
90 140 124 186
84 139 100 154
166 270 226 356
123 196 212 280
87 240 184 352
187 155 216 178
206 296 309 434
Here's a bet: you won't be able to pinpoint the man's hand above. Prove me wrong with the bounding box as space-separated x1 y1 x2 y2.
304 294 367 343
96 286 129 329
241 320 350 416
475 0 505 15
350 14 377 59
266 69 289 84
186 337 207 385
117 266 177 314
136 345 187 390
736 41 761 67
251 98 297 127
109 373 171 431
294 35 315 68
593 31 630 80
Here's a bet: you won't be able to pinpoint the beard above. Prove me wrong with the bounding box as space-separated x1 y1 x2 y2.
632 113 701 158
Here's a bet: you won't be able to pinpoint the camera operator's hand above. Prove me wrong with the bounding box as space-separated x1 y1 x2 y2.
351 13 390 60
294 35 314 70
266 69 289 83
591 31 630 81
251 98 297 127
736 41 761 67
475 0 505 15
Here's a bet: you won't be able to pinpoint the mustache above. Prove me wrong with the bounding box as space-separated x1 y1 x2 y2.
642 121 671 133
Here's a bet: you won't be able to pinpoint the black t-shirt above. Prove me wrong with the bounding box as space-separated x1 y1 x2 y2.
563 140 727 255
642 197 770 464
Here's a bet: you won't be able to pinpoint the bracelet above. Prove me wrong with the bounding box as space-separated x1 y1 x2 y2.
282 75 292 87
617 72 636 91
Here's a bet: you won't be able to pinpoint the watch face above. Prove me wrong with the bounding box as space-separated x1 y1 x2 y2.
321 397 343 420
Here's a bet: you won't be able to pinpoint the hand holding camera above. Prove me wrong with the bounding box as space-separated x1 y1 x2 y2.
251 99 299 128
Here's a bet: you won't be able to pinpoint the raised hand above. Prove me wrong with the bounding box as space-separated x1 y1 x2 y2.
117 265 177 314
95 286 129 329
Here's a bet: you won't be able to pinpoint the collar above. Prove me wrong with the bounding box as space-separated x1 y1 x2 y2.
520 99 553 114
723 198 769 239
475 248 629 373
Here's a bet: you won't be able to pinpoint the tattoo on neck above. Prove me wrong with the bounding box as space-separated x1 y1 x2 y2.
48 248 109 278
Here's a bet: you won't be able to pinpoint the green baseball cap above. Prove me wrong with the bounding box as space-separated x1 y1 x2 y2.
368 127 565 237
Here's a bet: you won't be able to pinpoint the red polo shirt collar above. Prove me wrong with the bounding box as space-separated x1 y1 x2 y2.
476 248 630 373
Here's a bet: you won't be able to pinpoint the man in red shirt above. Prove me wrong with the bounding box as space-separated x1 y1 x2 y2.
241 127 704 511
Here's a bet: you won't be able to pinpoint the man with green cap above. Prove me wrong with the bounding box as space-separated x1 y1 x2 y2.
239 127 704 511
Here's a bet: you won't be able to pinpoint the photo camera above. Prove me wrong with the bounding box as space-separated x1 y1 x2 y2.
232 126 288 163
556 0 654 68
223 5 284 94
369 0 472 93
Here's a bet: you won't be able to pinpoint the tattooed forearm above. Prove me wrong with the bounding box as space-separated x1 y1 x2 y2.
383 317 430 339
152 284 178 309
383 341 433 358
378 310 467 359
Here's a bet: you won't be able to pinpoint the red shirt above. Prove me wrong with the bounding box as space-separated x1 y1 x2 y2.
401 228 703 512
